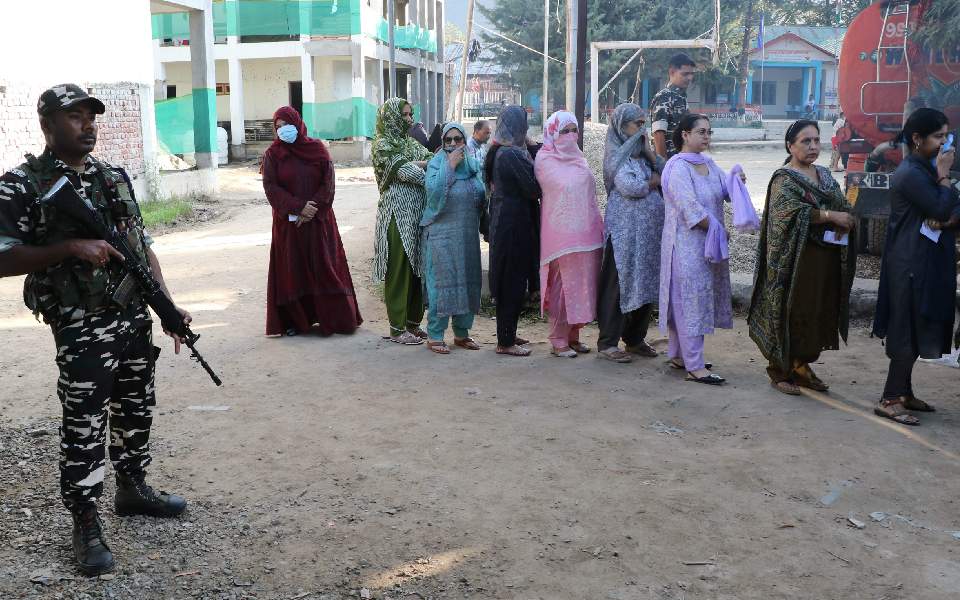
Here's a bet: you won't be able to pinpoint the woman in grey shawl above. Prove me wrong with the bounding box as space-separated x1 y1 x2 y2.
596 103 665 362
484 105 543 356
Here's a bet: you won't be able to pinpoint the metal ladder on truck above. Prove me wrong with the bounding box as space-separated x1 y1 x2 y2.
860 1 913 130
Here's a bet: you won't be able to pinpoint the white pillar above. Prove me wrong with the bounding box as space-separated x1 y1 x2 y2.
379 58 386 103
301 52 316 134
351 42 367 140
189 1 217 170
227 37 246 159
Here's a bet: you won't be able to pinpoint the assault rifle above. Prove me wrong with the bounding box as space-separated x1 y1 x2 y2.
42 176 223 386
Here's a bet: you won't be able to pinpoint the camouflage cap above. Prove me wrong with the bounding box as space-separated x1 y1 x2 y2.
37 84 106 117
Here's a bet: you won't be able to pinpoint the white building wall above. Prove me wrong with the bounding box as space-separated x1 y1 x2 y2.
1 1 158 196
163 57 305 122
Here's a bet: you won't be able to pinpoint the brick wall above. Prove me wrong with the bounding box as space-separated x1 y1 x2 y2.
0 80 147 181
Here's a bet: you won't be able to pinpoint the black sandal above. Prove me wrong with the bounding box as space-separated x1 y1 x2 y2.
685 373 725 386
668 359 712 370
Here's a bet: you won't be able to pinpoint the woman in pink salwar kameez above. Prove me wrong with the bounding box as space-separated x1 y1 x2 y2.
534 111 605 358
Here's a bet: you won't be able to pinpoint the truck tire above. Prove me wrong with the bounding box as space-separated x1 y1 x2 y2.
866 215 887 256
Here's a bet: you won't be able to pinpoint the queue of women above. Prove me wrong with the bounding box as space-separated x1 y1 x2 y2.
261 99 959 427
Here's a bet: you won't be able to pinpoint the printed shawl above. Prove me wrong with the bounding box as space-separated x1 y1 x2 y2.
747 167 857 372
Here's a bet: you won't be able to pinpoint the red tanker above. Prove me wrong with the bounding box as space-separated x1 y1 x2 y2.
836 0 959 254
838 0 960 153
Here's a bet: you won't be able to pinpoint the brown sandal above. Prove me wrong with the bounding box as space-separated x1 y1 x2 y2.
514 337 530 346
793 364 829 392
454 337 481 350
903 396 936 412
771 380 802 396
426 340 450 354
496 345 531 357
874 397 920 426
598 348 632 363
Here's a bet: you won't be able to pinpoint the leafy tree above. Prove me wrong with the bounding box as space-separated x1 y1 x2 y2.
914 0 960 50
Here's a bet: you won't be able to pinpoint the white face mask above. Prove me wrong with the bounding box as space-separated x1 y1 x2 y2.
277 124 298 144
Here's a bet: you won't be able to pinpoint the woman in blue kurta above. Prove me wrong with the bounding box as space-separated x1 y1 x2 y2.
421 123 486 354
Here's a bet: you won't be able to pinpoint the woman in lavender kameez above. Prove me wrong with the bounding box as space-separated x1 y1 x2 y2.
659 113 739 385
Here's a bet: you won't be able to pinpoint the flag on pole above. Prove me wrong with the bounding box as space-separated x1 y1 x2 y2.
756 13 765 49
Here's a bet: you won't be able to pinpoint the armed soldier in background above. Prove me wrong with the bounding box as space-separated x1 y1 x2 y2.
0 84 190 576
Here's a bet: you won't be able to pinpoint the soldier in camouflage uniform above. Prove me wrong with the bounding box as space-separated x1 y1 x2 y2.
0 84 189 576
649 53 697 159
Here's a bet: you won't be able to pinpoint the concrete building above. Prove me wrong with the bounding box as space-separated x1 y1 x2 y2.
744 26 845 119
0 0 220 200
152 0 446 162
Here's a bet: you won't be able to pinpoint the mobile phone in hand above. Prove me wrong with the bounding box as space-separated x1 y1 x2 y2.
943 133 955 153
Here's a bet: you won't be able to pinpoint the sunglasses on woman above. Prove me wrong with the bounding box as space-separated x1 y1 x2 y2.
443 135 464 144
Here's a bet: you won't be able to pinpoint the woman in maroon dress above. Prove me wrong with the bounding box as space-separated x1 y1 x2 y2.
262 106 363 336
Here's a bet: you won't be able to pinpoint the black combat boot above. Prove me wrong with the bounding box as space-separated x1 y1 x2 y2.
72 505 115 576
115 473 187 518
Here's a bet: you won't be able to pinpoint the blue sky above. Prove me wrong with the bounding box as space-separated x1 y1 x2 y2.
445 0 492 32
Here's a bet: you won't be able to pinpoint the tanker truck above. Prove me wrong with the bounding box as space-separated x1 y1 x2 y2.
836 0 960 255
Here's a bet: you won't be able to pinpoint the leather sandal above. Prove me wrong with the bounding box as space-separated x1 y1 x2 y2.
874 397 920 425
454 337 481 350
426 340 450 354
390 331 424 345
771 380 802 396
598 348 632 363
903 396 936 412
408 327 429 340
568 341 591 354
551 347 578 358
793 364 829 391
514 337 530 346
625 341 658 357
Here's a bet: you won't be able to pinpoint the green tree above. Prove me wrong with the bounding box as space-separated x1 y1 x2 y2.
765 0 871 27
915 0 960 50
477 0 740 113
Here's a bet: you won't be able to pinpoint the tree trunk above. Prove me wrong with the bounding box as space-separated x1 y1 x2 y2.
737 0 755 111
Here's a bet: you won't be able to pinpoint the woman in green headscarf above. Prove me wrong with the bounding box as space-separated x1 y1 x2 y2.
372 98 433 345
420 123 486 354
748 120 857 395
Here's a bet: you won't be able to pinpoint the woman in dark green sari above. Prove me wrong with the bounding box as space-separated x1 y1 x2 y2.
748 120 858 395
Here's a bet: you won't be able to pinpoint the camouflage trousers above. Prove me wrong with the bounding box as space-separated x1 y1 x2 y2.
52 307 157 510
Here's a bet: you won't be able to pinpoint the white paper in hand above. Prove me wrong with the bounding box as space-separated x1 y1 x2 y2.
288 214 299 222
823 230 849 246
920 221 941 243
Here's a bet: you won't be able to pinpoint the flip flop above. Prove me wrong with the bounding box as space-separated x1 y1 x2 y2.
568 341 591 354
551 347 578 358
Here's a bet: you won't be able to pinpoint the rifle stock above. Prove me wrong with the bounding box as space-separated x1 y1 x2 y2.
43 177 223 386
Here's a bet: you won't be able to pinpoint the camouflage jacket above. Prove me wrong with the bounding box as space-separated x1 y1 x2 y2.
0 149 153 326
649 84 689 157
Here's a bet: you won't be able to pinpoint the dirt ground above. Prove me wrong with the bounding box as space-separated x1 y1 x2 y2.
2 154 960 600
